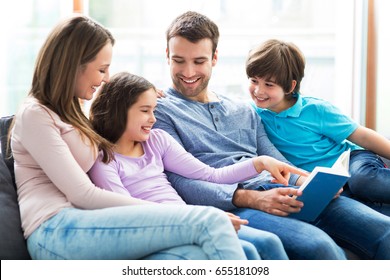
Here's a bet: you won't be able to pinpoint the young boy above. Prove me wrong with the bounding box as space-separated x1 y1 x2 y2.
246 39 390 215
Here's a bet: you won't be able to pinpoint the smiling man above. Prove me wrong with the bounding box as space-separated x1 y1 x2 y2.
153 11 390 260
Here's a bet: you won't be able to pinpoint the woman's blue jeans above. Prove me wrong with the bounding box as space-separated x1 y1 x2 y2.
345 150 390 216
27 204 247 260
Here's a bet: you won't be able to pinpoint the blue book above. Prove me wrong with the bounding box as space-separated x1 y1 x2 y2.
290 150 351 222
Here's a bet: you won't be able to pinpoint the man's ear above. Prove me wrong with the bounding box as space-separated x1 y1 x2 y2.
166 48 170 64
212 49 218 66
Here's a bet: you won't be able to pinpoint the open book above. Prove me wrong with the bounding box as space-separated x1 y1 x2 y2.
289 150 351 222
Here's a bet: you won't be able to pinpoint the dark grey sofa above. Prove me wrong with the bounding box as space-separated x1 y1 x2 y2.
0 115 31 259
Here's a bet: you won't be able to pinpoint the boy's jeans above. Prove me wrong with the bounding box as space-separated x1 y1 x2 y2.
345 150 390 216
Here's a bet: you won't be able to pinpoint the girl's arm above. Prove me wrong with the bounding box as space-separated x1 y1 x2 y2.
348 126 390 159
159 130 307 185
88 156 135 197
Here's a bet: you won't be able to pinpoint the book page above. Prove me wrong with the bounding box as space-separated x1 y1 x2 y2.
296 149 351 194
331 149 350 171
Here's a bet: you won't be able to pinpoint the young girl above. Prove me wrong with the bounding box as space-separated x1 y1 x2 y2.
88 71 306 260
10 14 249 260
245 39 390 216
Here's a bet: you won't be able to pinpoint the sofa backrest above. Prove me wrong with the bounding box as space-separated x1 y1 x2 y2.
0 115 31 259
0 115 15 182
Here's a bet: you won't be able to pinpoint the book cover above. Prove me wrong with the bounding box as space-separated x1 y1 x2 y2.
289 150 351 222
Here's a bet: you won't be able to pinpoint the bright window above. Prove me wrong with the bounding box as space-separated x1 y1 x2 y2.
1 0 363 124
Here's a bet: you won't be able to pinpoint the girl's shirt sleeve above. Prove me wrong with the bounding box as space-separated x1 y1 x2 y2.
153 129 258 183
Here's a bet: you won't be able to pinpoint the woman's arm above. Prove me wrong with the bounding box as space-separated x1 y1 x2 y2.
18 106 152 209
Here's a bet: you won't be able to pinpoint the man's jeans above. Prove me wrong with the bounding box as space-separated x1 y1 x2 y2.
232 195 390 260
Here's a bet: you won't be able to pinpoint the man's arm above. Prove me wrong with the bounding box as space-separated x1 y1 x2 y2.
154 103 185 146
166 171 238 211
232 187 304 216
253 110 301 185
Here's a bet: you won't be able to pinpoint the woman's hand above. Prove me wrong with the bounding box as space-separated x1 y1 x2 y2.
156 89 165 98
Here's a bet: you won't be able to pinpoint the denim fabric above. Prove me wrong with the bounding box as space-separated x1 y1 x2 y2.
238 225 288 260
26 205 246 260
232 195 390 260
239 239 261 260
345 150 390 216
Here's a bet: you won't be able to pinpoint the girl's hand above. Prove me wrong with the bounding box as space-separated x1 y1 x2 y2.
253 156 308 186
225 212 248 233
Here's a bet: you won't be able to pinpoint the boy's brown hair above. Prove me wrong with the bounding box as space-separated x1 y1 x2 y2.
246 39 305 94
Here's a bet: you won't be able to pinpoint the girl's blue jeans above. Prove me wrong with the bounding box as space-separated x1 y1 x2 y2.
27 204 247 260
238 225 288 260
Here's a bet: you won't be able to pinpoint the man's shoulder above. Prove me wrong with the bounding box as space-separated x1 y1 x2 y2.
157 89 186 108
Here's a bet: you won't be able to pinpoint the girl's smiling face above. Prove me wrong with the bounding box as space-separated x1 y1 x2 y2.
119 88 157 144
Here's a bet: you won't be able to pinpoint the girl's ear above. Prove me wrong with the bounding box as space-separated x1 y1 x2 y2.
288 80 297 94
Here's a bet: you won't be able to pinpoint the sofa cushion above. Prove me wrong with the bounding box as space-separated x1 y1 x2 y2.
0 115 30 259
0 155 31 259
0 115 15 182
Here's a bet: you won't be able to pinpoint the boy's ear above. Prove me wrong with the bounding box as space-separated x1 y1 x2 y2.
289 80 297 93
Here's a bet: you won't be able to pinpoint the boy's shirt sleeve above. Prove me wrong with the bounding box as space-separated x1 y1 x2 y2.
317 101 359 144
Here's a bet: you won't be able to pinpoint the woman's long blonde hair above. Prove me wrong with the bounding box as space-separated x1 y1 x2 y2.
29 14 115 152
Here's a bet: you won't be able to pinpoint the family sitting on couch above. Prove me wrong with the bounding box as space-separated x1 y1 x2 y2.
1 11 390 260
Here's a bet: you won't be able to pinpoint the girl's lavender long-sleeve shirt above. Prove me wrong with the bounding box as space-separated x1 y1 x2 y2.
88 129 258 204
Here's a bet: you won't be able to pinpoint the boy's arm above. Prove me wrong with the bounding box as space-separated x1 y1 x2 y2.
348 126 390 159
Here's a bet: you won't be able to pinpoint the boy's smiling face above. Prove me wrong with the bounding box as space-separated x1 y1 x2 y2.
249 76 296 113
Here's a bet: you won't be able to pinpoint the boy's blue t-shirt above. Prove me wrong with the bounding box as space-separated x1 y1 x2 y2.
252 94 360 172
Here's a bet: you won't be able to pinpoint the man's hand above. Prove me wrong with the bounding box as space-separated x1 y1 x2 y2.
233 187 304 216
